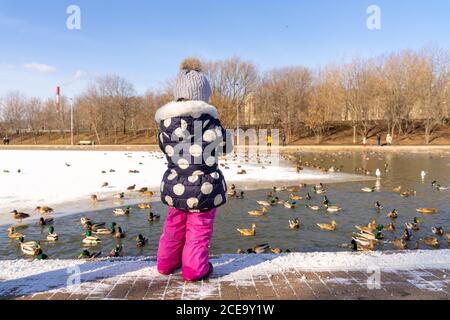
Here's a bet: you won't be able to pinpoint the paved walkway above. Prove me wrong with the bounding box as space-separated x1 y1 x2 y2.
11 268 450 300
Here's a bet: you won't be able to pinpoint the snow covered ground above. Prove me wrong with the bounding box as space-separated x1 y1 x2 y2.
0 150 371 226
0 250 449 297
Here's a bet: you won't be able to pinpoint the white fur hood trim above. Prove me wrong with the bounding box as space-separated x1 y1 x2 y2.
155 100 218 122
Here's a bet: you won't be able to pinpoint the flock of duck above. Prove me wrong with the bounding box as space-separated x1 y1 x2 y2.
7 182 160 260
229 151 450 255
4 150 450 259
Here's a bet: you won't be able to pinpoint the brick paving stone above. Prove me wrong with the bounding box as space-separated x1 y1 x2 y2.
219 280 240 300
7 268 450 300
181 280 203 300
164 275 186 300
282 271 316 300
305 272 336 300
126 276 153 300
235 278 260 300
268 272 297 299
144 275 170 300
252 274 277 300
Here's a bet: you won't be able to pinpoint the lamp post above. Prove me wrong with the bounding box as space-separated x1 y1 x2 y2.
68 97 74 146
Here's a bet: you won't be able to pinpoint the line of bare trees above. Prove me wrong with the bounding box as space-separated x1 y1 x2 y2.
1 47 449 145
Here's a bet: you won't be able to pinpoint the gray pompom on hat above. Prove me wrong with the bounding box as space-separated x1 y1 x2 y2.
174 58 212 103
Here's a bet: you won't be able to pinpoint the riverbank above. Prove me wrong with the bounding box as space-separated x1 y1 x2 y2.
1 250 449 300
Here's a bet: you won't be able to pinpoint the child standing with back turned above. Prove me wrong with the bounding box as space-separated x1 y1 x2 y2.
155 58 233 282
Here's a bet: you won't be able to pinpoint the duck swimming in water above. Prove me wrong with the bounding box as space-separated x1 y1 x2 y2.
39 217 54 226
387 209 398 219
7 226 22 240
109 244 123 257
237 224 256 236
78 249 101 259
431 227 444 236
148 212 161 223
46 226 59 242
289 218 300 229
136 234 148 247
248 207 267 217
317 220 337 231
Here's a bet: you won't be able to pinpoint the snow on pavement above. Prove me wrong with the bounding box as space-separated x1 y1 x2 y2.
0 250 449 296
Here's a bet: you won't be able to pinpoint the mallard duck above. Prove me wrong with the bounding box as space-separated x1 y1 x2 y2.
288 192 303 201
322 196 330 206
113 192 125 199
393 186 402 193
35 206 54 214
361 187 375 193
305 204 320 211
289 218 300 229
286 186 300 193
148 212 161 222
385 223 396 232
90 194 98 203
325 204 342 213
11 210 30 223
113 206 130 216
284 201 296 209
270 247 291 254
387 209 398 219
18 236 41 256
136 234 148 247
305 193 312 200
237 224 256 236
390 238 407 250
138 187 148 193
405 217 421 231
248 207 267 217
400 190 414 198
432 227 444 236
249 244 270 254
227 184 237 196
416 208 438 214
401 228 411 241
422 237 439 247
7 226 22 240
431 181 450 191
350 239 376 251
141 191 155 197
445 234 450 244
355 220 379 233
101 182 109 188
313 186 326 194
78 249 101 259
39 217 54 226
138 203 151 209
46 226 59 241
109 244 123 257
257 200 271 207
113 226 126 239
81 217 105 229
317 220 337 231
92 222 116 235
127 184 136 191
82 230 101 245
374 201 383 211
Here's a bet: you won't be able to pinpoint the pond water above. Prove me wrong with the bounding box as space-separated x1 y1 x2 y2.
1 150 449 260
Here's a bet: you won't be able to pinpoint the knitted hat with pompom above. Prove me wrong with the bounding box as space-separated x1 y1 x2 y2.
174 58 212 103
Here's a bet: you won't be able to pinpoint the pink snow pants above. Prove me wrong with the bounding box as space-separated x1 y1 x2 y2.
157 207 216 281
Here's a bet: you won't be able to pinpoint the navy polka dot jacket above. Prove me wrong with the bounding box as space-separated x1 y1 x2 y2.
155 100 233 212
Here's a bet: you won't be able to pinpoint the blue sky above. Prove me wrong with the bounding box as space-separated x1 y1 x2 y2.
0 0 449 99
